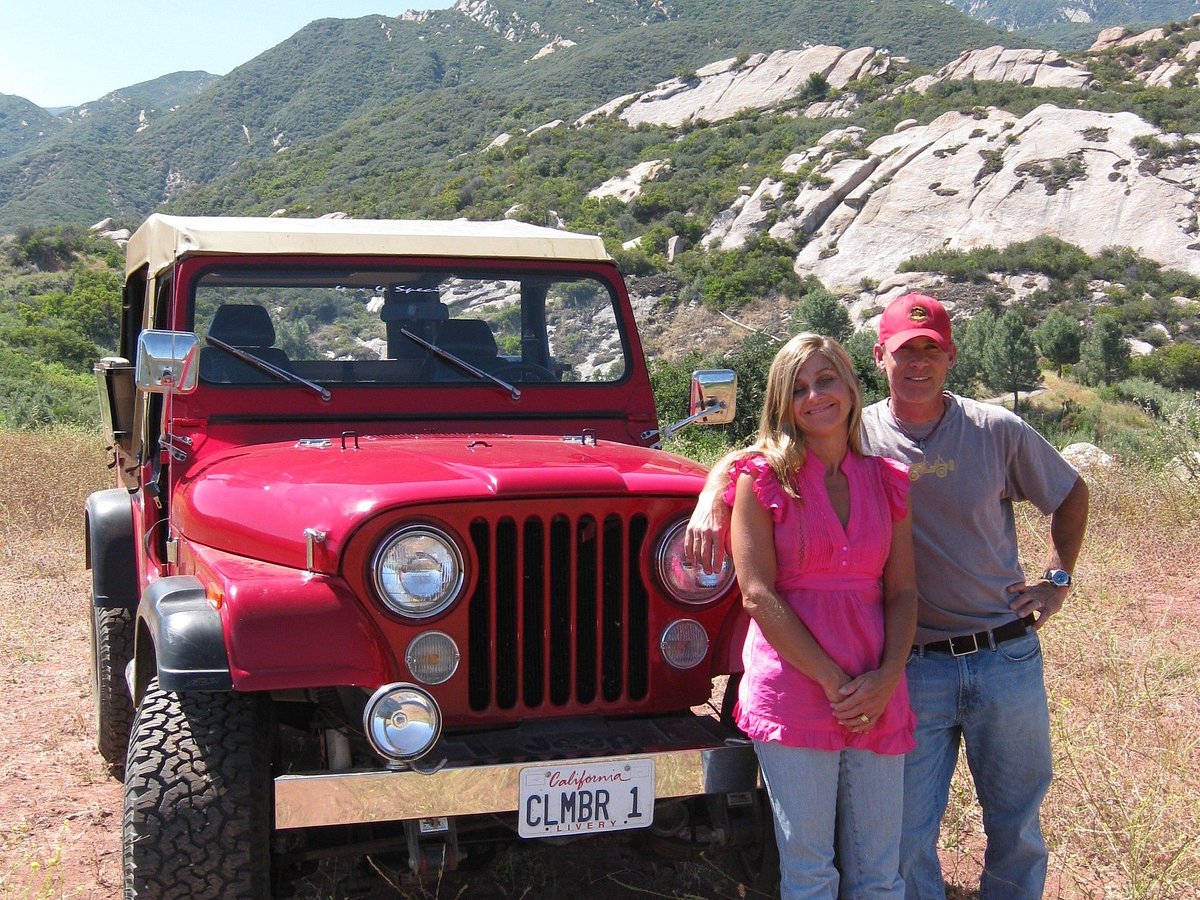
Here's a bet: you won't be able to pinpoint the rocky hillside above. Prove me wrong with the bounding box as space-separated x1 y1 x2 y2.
557 23 1200 297
705 99 1197 291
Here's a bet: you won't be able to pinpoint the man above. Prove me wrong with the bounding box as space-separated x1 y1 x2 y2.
687 293 1089 898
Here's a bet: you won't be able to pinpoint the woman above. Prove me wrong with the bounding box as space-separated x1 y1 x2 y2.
726 333 917 899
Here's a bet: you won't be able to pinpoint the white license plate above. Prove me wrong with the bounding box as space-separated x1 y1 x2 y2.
518 758 655 838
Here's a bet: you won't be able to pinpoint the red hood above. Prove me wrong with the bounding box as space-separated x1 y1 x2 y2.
174 434 705 569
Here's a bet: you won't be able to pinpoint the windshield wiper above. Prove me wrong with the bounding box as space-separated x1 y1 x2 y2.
399 328 521 400
205 335 331 402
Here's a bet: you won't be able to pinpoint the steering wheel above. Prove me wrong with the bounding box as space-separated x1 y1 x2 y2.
491 362 557 383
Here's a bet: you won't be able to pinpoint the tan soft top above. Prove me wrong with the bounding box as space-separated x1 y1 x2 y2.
126 214 611 278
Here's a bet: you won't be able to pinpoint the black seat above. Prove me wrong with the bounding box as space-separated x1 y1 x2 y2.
200 304 291 383
427 319 499 378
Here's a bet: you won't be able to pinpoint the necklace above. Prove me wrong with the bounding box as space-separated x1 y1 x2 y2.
889 394 950 449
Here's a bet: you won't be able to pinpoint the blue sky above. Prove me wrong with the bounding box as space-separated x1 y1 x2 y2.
0 1 455 109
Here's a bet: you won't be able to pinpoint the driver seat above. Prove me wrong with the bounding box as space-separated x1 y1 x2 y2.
427 319 499 378
200 304 291 383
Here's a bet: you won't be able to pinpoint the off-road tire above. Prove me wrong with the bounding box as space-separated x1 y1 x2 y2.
123 678 272 899
90 605 134 775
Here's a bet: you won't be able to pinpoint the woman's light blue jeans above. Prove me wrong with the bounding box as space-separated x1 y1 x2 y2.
755 740 905 899
901 630 1052 899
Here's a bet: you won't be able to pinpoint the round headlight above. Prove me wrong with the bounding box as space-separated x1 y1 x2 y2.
363 683 442 763
373 525 464 619
655 519 736 604
660 619 709 669
406 631 460 685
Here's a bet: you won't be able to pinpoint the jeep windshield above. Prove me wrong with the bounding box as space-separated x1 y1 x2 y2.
191 264 629 388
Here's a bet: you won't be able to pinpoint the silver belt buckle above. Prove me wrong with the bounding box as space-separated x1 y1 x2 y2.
949 633 980 656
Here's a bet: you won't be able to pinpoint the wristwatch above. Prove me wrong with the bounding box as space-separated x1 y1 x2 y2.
1042 568 1072 588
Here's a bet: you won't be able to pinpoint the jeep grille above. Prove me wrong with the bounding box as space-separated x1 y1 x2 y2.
466 510 650 711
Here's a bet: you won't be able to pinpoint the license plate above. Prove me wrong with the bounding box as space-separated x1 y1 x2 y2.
518 758 655 838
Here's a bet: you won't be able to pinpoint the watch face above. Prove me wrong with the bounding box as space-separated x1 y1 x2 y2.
1048 570 1071 587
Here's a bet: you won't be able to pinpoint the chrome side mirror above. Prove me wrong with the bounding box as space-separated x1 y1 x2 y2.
644 368 737 447
688 369 736 426
135 330 200 395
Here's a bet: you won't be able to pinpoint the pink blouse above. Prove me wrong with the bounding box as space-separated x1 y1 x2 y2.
724 451 916 755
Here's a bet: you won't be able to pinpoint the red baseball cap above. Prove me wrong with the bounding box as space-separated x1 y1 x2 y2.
877 293 954 353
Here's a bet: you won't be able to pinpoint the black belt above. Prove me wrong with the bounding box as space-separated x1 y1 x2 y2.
914 615 1036 656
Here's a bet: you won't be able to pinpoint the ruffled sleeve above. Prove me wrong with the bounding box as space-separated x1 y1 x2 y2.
721 454 787 523
876 456 911 522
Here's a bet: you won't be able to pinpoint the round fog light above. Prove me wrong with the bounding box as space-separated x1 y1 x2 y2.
660 619 709 669
363 684 441 763
406 631 460 685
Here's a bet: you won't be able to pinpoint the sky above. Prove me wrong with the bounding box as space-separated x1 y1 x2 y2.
0 1 456 109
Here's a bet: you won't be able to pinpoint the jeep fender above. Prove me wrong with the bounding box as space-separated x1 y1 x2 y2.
135 575 233 698
85 489 137 611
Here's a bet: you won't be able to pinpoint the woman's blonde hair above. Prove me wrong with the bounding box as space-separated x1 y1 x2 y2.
746 332 863 497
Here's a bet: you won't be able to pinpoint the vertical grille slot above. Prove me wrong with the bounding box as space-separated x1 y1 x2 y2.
521 517 545 708
467 506 650 713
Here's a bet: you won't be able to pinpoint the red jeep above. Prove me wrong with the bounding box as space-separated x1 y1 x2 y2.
88 214 762 897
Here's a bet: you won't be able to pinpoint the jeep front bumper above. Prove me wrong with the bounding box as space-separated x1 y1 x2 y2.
274 716 760 830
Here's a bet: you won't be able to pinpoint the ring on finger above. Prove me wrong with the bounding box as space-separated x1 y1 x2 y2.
859 713 869 724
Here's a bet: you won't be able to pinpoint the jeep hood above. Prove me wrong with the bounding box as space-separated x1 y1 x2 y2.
174 434 705 569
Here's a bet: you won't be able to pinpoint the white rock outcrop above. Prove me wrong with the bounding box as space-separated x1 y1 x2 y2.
578 46 889 128
704 103 1200 290
908 46 1093 93
589 160 671 203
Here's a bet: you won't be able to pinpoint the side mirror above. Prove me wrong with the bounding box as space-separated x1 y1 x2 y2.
135 330 200 395
688 369 736 425
644 368 737 447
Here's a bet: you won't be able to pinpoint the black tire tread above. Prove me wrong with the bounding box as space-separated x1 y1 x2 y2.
92 605 135 774
123 679 271 899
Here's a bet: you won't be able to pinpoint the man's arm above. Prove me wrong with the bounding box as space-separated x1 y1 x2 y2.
683 448 742 574
1008 474 1089 628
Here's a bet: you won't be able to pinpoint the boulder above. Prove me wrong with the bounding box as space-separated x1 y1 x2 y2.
1088 26 1128 53
908 46 1093 93
1062 442 1114 471
579 45 889 128
588 159 671 203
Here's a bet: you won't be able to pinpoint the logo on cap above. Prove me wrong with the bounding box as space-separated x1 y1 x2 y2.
908 306 930 323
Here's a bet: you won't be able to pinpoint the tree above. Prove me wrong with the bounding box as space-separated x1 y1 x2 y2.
945 310 995 396
790 288 852 343
1079 315 1130 386
982 309 1041 413
845 326 886 407
1133 342 1200 390
1033 309 1084 377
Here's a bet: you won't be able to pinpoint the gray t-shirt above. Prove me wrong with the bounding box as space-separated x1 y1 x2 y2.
861 394 1078 643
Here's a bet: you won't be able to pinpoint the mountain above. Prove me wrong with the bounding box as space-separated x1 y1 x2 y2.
0 95 65 160
0 72 218 227
0 0 1015 230
945 0 1200 31
945 0 1200 48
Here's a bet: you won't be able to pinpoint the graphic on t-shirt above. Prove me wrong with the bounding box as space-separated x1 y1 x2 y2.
908 456 955 481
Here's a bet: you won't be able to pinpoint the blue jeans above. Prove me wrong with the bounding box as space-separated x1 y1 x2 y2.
901 631 1052 899
755 740 905 899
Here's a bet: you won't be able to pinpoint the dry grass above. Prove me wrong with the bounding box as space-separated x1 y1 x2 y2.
2 428 1198 898
936 466 1200 899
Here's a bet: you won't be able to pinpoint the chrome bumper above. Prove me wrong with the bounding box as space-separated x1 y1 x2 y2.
275 742 759 830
